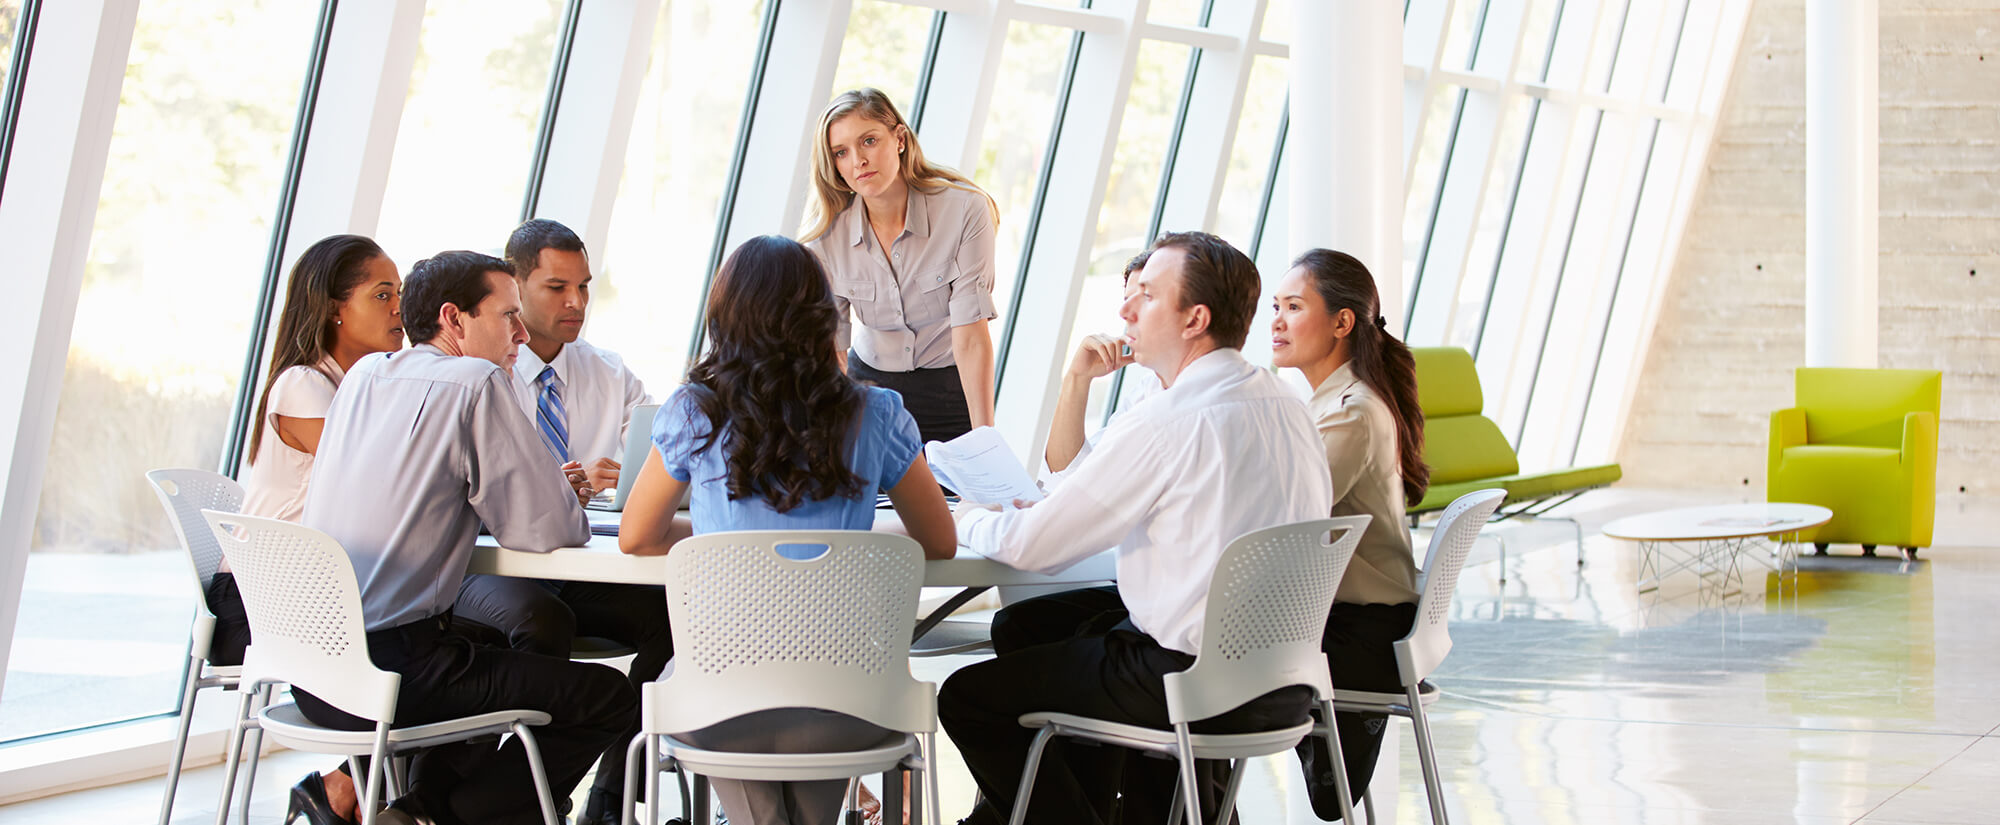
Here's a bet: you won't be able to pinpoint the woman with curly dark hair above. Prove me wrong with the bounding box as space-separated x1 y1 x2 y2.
618 234 954 825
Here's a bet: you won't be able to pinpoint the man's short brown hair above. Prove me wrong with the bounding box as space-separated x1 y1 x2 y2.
1147 231 1260 349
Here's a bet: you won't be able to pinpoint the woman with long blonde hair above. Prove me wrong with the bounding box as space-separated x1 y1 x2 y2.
802 88 1001 446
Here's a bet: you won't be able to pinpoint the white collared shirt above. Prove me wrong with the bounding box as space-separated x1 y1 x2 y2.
511 338 653 466
958 349 1334 655
807 183 998 372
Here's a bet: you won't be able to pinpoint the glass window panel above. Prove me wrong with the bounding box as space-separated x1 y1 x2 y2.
1513 0 1566 82
1212 56 1286 251
1058 39 1190 428
591 1 766 390
1607 0 1670 100
373 0 564 267
978 21 1070 331
1439 0 1488 71
1449 93 1534 350
830 0 932 110
1259 0 1290 44
3 0 318 742
1147 0 1207 27
1401 85 1460 307
0 0 20 92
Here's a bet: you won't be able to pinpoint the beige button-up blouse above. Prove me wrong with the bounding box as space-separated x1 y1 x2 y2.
807 183 997 372
1310 361 1420 606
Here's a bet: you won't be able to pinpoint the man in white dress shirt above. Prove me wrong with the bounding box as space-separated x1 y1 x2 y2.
941 232 1335 825
451 218 667 825
298 251 634 825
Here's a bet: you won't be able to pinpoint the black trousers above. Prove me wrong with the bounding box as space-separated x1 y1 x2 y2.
846 352 974 445
203 572 253 667
291 613 637 825
941 587 1311 825
453 574 673 803
1295 601 1420 821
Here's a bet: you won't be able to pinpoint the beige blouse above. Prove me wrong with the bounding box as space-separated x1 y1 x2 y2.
807 183 997 372
1310 361 1419 606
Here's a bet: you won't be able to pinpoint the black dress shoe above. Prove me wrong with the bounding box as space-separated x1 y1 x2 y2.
284 771 357 825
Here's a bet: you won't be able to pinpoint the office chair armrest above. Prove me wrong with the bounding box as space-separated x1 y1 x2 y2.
1901 410 1938 474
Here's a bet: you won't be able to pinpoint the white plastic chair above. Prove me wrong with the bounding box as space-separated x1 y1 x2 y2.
1007 516 1371 825
200 511 561 825
621 530 940 825
144 468 255 825
1335 488 1504 825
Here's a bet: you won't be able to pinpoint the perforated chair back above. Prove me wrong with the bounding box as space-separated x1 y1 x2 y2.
200 510 399 723
1398 489 1505 682
647 530 933 737
146 469 245 620
1163 516 1368 725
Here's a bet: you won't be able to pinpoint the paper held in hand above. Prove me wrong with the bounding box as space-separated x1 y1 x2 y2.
924 427 1046 507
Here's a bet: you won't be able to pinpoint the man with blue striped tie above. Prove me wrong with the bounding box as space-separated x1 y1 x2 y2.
453 219 669 825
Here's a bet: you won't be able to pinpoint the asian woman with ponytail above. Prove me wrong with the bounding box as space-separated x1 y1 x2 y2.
1268 248 1431 818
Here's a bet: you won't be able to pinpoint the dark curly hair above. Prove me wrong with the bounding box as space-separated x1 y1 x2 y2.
686 235 866 512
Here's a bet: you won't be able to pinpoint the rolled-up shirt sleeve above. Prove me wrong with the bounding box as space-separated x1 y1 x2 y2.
466 370 590 551
948 193 998 327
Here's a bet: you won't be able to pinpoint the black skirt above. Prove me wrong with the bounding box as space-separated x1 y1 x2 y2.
847 351 975 445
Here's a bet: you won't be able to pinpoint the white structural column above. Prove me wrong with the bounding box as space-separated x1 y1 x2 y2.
524 0 661 256
0 0 142 697
1293 0 1403 324
1805 0 1878 368
278 0 424 267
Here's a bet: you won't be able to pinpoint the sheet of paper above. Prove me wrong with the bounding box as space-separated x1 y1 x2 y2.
924 426 1045 506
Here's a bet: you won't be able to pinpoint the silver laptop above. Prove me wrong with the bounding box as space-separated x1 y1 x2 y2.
586 403 659 512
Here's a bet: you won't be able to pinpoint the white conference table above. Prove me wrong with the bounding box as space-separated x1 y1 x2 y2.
467 512 1119 641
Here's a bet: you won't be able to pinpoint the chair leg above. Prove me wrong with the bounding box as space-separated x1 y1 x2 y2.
622 734 644 825
1212 759 1247 825
693 774 712 824
1172 724 1202 825
1005 727 1059 825
232 684 272 825
157 656 204 825
512 723 560 825
1318 700 1358 825
1495 536 1508 584
1362 786 1376 825
211 687 258 825
1405 688 1449 825
359 732 390 825
922 732 942 825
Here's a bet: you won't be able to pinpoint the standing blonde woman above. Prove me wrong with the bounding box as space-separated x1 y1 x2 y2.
802 88 1000 445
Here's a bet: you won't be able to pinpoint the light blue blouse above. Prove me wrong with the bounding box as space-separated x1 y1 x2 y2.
654 384 923 544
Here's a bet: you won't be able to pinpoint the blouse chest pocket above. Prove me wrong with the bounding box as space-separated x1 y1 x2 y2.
909 261 957 324
836 279 881 325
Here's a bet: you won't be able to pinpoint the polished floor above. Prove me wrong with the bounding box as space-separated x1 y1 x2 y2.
5 488 1994 824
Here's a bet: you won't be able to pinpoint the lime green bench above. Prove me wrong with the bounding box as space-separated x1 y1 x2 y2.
1409 348 1621 575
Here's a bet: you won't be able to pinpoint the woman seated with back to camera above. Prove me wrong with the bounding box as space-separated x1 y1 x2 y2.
617 234 956 825
1268 248 1430 819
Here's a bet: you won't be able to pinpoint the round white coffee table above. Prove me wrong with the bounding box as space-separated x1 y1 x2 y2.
1601 503 1833 595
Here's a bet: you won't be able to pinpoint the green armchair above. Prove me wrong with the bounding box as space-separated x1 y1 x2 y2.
1768 367 1941 557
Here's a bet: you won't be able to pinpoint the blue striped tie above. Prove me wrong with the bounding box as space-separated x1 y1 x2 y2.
534 365 569 462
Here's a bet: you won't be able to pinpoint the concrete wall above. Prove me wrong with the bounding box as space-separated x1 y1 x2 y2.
1618 0 2000 498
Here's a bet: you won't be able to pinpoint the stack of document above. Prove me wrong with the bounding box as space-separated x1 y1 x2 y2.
924 427 1045 508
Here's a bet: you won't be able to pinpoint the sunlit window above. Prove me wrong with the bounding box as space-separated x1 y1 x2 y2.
4 0 318 742
373 0 564 266
590 1 767 391
830 0 934 113
977 21 1071 328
